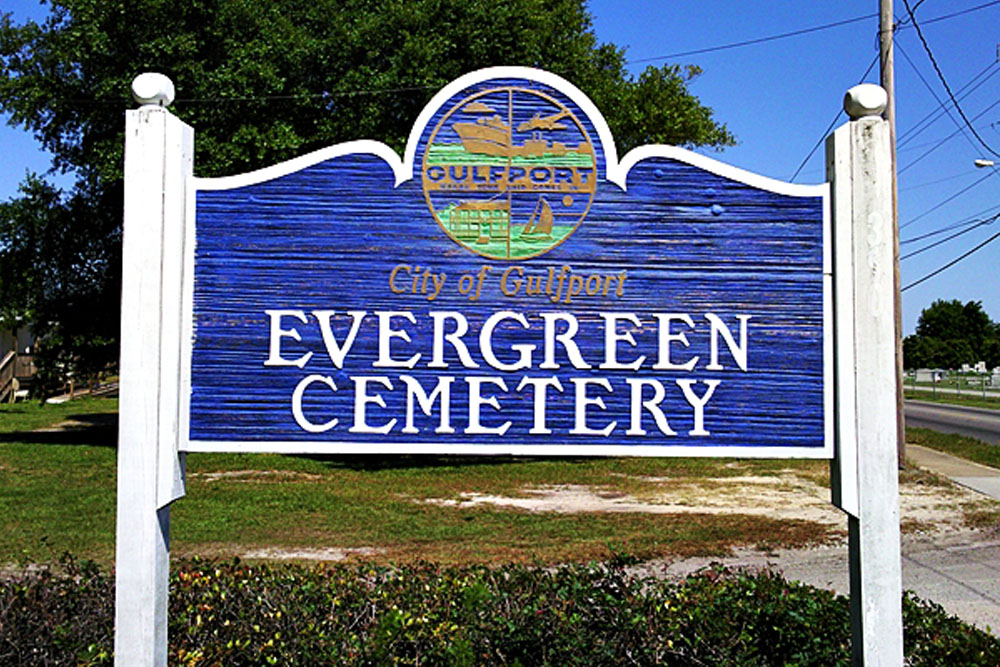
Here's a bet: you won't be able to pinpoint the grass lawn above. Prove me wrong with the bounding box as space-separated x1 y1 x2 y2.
0 396 841 567
904 389 1000 411
907 426 1000 469
0 396 119 433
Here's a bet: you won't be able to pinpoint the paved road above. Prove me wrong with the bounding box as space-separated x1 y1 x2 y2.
905 400 1000 445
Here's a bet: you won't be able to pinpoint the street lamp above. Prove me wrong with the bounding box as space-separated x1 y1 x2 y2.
974 159 995 168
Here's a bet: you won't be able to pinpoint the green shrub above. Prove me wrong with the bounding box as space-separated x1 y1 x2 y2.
0 555 113 664
1 556 998 665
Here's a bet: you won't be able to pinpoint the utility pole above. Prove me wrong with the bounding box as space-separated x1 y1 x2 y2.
881 0 905 467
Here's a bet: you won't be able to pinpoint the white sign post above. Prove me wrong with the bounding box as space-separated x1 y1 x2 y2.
828 84 904 665
115 73 190 666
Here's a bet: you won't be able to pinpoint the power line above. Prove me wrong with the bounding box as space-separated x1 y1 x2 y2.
895 42 983 155
789 54 879 181
896 61 999 148
912 0 1000 27
892 0 930 33
625 14 876 64
900 168 983 191
900 214 999 259
899 168 998 229
48 3 1000 111
902 230 1000 291
898 97 1000 173
786 3 927 182
901 205 1000 243
899 120 999 153
625 0 1000 65
175 84 440 104
902 0 1000 158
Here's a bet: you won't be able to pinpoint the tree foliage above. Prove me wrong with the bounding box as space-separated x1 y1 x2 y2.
904 299 1000 370
0 177 120 389
0 0 735 385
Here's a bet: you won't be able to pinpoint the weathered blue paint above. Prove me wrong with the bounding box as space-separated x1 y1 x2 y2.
188 72 828 454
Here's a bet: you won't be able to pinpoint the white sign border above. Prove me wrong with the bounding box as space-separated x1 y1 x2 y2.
179 66 833 459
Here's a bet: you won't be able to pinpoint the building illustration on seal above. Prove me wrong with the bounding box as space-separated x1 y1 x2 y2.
422 87 597 260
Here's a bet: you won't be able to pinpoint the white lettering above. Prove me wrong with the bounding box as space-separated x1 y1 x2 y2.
373 311 421 369
349 376 398 434
570 378 617 436
400 375 454 434
653 313 699 371
428 311 479 369
676 379 720 436
291 374 338 432
599 313 646 370
479 311 534 371
465 377 511 435
516 376 565 434
312 310 366 368
625 378 676 436
540 312 592 369
264 309 313 368
705 313 751 371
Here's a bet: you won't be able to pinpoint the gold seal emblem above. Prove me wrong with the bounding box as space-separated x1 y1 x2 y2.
422 87 597 260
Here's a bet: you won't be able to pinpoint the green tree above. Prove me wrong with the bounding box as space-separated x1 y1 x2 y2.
940 339 975 370
0 177 120 393
983 339 1000 370
915 299 995 361
907 299 1000 371
0 0 735 389
903 335 956 370
903 335 928 370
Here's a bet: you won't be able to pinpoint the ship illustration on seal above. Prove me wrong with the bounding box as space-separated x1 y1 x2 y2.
422 87 597 260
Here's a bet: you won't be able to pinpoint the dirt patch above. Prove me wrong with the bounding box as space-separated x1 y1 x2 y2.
188 470 324 483
426 479 839 525
33 414 117 432
421 468 992 533
241 547 384 561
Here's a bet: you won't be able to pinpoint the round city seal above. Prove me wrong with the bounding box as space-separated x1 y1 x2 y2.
422 86 597 260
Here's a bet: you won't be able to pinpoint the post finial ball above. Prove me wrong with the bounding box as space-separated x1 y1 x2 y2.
843 84 887 120
132 72 175 108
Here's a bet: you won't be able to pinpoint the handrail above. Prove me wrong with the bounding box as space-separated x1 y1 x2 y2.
0 350 15 402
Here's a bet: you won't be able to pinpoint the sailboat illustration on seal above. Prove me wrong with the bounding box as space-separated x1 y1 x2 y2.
520 196 554 242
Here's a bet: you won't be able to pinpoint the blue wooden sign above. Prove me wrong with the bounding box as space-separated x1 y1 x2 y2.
180 67 831 457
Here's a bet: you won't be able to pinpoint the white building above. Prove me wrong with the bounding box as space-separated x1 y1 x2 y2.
0 325 33 358
915 368 944 383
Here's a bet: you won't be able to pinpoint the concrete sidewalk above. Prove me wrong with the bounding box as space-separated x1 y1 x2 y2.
654 445 1000 635
909 444 1000 501
656 529 1000 635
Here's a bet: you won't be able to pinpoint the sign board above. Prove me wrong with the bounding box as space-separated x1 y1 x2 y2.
182 68 831 457
118 70 902 666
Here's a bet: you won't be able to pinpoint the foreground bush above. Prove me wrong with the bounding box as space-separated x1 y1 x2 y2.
1 555 998 665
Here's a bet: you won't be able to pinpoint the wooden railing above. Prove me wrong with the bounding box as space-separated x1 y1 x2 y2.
14 354 36 379
1 352 37 402
0 351 15 403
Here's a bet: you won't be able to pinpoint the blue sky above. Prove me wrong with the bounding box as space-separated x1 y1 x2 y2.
2 0 998 336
